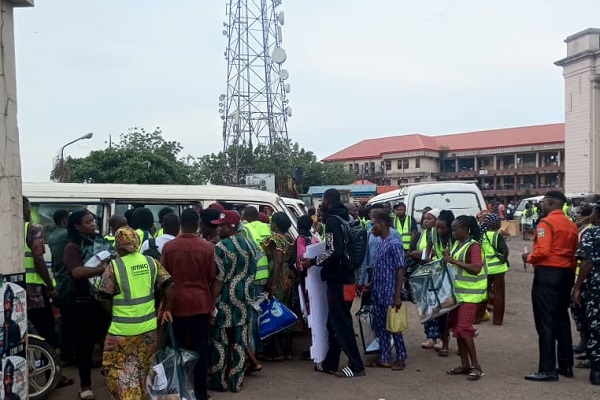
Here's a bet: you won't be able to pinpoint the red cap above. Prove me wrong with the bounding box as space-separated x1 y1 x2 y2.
258 212 270 224
212 210 241 226
208 202 225 211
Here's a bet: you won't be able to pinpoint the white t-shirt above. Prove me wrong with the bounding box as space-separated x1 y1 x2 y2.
140 234 176 255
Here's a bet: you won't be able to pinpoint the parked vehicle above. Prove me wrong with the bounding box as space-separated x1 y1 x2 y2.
27 322 61 400
367 182 486 223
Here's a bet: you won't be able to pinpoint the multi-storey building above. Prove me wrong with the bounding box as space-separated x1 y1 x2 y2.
323 123 565 201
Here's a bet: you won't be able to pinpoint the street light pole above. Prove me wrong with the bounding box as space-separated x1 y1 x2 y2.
59 132 93 181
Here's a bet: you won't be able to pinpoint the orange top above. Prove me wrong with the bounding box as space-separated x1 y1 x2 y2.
527 209 578 268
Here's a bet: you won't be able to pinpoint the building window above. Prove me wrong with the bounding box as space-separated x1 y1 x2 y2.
415 157 420 169
369 161 375 174
414 178 420 183
385 160 391 171
397 159 409 170
348 164 353 173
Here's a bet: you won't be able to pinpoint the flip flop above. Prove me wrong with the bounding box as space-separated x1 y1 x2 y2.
335 366 366 378
391 362 406 371
366 361 391 368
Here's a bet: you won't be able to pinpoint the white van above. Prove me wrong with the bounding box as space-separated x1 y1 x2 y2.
282 197 308 222
367 182 486 223
514 196 543 221
23 182 298 238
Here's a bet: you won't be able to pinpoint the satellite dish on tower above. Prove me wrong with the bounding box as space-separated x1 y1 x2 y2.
271 48 287 64
219 94 226 101
278 11 285 25
279 69 289 80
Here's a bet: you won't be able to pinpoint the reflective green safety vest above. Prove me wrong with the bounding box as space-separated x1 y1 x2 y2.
243 221 272 284
135 229 151 252
451 239 487 303
417 229 429 253
154 228 164 238
482 231 508 275
562 204 572 221
104 235 116 246
109 253 158 336
394 216 412 250
430 229 453 261
25 222 44 285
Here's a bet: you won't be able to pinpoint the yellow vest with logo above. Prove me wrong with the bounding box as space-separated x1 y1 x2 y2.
482 231 508 275
243 221 272 284
394 216 412 250
451 239 488 303
25 222 44 285
109 253 158 336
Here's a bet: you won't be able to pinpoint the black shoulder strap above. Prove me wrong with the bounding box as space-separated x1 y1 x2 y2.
149 237 158 250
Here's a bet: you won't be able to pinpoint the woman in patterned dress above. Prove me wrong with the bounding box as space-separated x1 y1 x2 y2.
209 210 257 392
262 212 296 361
98 226 174 400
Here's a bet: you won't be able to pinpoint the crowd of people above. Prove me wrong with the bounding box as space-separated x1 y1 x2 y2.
21 187 600 400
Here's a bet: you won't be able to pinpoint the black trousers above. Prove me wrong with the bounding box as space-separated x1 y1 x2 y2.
172 314 210 400
71 296 110 388
532 267 574 374
323 283 364 373
28 287 59 349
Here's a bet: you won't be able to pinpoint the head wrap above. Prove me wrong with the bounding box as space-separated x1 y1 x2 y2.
479 213 500 239
115 226 140 254
426 208 441 219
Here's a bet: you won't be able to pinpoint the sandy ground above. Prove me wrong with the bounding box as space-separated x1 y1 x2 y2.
49 238 600 400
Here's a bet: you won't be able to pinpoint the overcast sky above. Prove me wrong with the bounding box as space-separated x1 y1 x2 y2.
15 0 600 181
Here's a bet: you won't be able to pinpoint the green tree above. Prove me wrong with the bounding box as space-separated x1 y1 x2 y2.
55 127 198 184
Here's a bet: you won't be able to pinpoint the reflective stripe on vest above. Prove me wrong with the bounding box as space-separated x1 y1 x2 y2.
430 229 452 261
243 221 271 283
394 216 412 250
482 231 508 275
417 229 429 253
109 253 158 336
25 222 44 284
451 239 487 303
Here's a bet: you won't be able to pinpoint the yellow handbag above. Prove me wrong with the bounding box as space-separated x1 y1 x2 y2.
386 305 409 333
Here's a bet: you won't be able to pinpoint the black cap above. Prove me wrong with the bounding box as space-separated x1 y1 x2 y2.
544 190 567 203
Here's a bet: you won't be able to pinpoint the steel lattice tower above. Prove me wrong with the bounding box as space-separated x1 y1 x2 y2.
219 0 292 182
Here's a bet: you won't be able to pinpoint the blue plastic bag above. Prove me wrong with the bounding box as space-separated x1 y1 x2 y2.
258 295 298 340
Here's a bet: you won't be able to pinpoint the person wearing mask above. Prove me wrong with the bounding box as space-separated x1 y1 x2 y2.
573 201 600 385
141 213 180 254
48 209 76 370
161 209 215 400
155 207 175 238
522 190 578 382
209 210 257 392
262 212 296 361
104 215 127 247
63 210 112 400
131 207 155 250
444 215 486 381
408 208 442 349
480 213 509 326
23 197 59 353
98 226 175 399
200 209 221 244
393 202 418 252
366 211 407 371
302 189 365 379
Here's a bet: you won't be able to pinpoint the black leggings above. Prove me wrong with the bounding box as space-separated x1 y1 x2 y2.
70 296 110 389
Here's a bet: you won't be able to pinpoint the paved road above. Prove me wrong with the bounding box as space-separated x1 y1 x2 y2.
50 238 600 400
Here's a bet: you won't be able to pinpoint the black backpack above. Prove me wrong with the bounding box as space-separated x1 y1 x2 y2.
330 216 368 270
142 238 162 260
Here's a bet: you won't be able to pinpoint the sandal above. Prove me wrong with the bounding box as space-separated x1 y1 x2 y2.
468 366 485 381
366 360 391 368
447 366 470 375
438 349 449 357
314 362 334 375
575 359 591 369
433 340 443 350
392 361 406 371
421 339 435 349
335 366 366 378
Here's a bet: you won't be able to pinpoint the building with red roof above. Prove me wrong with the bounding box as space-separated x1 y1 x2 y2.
323 123 565 200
